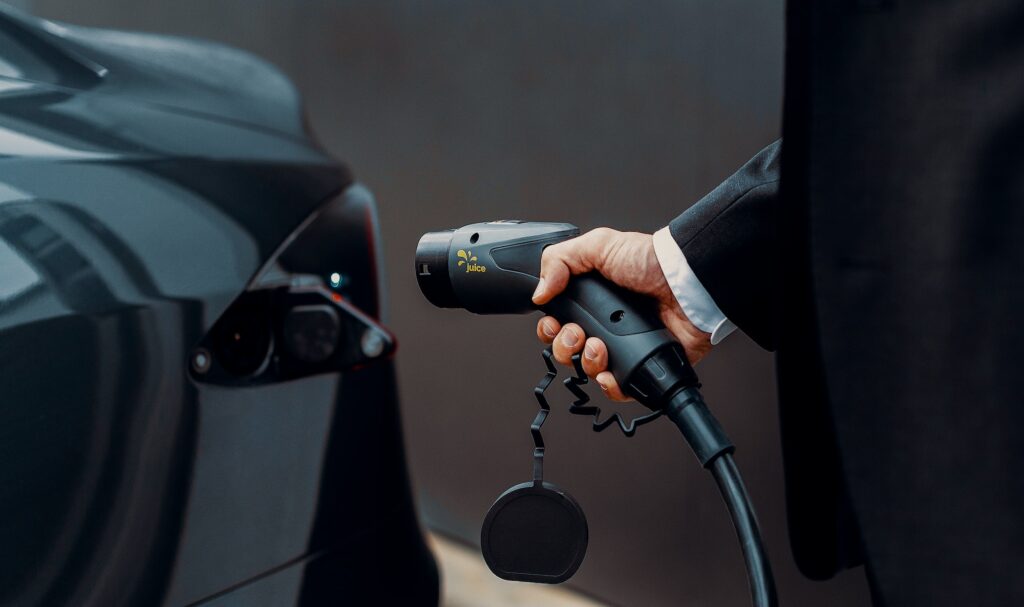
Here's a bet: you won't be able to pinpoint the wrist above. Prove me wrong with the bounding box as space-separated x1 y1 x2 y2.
652 227 737 346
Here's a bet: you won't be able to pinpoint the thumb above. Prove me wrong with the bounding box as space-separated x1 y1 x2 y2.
532 229 611 305
532 252 571 304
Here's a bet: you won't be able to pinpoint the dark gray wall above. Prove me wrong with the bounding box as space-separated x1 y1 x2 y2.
23 1 871 605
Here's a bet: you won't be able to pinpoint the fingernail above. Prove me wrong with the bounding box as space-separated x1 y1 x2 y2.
584 344 597 360
561 328 579 347
542 320 557 338
532 278 546 300
597 379 609 392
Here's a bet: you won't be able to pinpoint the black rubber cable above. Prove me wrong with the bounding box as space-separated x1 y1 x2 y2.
538 351 778 606
664 386 777 607
710 453 778 607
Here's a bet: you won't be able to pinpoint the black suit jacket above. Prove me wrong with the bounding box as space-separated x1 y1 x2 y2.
669 2 1024 605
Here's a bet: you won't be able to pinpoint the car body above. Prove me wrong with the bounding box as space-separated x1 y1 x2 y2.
0 4 438 605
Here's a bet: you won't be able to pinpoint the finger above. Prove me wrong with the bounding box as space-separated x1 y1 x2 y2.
532 243 573 305
595 370 631 402
532 228 613 305
536 316 561 344
551 323 585 365
581 337 609 378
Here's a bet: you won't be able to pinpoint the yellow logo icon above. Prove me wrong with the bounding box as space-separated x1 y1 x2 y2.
457 249 487 273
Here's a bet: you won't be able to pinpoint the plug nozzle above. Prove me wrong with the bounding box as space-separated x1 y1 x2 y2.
415 229 459 308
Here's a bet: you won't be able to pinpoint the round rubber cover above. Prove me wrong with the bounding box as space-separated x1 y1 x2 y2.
480 481 588 584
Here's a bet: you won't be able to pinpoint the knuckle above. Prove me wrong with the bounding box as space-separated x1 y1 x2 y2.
590 227 619 244
542 242 565 261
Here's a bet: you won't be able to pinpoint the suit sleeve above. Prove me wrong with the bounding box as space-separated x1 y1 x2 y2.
668 140 781 350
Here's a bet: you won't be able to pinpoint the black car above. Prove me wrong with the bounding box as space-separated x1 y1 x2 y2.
0 4 438 605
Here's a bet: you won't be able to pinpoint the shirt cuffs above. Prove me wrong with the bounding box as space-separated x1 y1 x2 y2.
652 226 737 345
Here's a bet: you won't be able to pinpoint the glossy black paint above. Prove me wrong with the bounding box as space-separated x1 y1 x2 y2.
0 5 437 605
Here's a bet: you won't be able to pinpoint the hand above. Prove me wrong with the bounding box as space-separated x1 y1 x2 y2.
532 228 712 401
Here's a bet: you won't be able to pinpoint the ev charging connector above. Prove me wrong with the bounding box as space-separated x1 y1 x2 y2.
416 221 777 607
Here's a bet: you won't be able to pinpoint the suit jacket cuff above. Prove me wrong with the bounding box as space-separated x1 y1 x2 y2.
667 140 781 350
653 227 737 344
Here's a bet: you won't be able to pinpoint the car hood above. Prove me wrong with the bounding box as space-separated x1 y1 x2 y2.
0 3 308 140
0 4 352 328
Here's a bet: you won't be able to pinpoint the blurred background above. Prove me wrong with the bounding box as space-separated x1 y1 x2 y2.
11 1 871 604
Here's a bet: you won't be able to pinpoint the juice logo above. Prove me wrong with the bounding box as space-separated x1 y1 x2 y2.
457 249 487 273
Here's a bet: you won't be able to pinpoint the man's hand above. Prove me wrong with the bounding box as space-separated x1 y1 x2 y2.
532 228 713 401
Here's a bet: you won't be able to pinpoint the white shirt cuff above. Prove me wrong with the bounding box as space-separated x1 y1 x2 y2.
652 227 737 345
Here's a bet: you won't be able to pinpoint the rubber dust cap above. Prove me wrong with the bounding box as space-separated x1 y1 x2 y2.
480 481 588 584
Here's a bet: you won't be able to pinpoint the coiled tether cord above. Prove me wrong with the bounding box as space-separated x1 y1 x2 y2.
534 348 778 607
